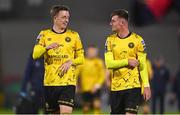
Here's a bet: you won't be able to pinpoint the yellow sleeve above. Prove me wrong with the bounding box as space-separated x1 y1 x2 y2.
146 59 153 80
105 52 128 69
32 31 46 59
137 36 150 87
138 52 150 87
96 60 105 85
72 33 84 65
104 37 128 69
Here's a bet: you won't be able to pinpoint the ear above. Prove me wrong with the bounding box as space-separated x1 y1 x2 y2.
121 19 126 25
54 15 57 20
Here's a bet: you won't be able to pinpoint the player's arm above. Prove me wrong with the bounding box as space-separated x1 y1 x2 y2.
104 37 131 69
137 36 150 87
72 34 84 65
105 52 129 69
137 36 151 101
32 31 46 59
138 52 150 87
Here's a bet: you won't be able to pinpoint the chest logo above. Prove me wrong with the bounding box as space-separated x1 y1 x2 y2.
65 37 71 42
128 42 134 48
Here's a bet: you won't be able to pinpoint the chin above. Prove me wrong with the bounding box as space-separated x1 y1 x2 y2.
112 29 116 32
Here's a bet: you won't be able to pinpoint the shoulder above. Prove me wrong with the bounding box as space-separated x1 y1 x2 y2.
106 33 116 42
66 29 79 35
39 28 52 34
132 32 143 40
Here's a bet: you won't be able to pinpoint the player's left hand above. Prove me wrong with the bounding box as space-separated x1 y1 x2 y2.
92 84 101 93
143 87 151 101
59 60 73 76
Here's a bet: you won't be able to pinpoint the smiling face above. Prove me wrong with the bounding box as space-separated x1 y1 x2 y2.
53 10 70 30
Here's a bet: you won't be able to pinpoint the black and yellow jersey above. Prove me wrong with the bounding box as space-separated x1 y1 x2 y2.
105 32 149 91
33 29 84 86
77 58 105 92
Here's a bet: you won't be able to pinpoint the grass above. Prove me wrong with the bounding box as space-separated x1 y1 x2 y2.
0 108 179 114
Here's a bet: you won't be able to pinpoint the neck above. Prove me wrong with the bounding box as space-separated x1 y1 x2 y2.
117 27 130 38
53 25 66 33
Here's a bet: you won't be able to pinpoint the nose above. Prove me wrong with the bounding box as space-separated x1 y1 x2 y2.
65 18 69 23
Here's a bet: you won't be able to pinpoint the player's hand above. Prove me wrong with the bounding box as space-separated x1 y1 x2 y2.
46 43 59 50
92 84 101 93
59 60 73 76
143 87 151 101
128 59 139 68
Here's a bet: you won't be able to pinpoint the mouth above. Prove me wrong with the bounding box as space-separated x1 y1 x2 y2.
63 22 68 26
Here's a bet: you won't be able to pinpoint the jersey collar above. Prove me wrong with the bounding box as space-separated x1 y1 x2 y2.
117 32 132 39
51 28 67 34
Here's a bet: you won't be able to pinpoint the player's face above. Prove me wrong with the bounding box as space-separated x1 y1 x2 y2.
110 15 123 32
54 10 70 29
86 47 98 58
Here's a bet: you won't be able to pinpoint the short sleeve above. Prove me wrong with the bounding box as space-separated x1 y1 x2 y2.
137 36 146 53
105 37 112 53
75 33 84 56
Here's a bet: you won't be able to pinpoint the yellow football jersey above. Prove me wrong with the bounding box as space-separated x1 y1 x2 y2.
33 29 84 86
105 32 146 91
77 58 105 92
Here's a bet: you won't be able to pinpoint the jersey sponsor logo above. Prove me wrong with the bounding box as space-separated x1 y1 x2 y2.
128 42 134 48
49 54 68 59
65 37 71 42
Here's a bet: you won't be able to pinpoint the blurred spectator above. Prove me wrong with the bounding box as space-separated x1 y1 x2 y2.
132 0 172 26
15 53 44 114
172 0 180 16
151 57 170 114
170 69 180 112
77 45 105 114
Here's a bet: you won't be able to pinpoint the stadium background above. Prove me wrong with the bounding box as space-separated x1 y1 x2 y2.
0 0 179 114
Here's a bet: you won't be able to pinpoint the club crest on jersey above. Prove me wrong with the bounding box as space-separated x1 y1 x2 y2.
128 42 134 48
65 37 71 42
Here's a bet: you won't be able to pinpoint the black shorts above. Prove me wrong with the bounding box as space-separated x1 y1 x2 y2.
44 85 75 113
82 90 101 103
110 88 142 114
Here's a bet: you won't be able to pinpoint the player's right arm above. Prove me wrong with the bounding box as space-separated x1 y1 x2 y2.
33 31 58 59
32 31 46 59
104 37 138 69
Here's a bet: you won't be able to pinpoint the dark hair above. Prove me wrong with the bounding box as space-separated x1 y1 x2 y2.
111 9 129 21
50 5 70 18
